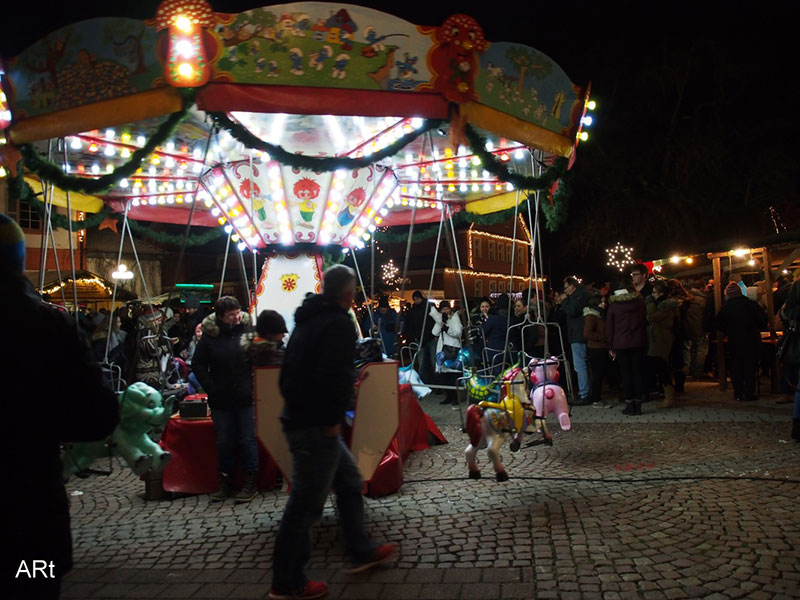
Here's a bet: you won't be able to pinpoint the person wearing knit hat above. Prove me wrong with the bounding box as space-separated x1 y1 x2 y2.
1 212 120 599
716 279 768 402
361 295 398 356
725 281 743 299
0 212 26 273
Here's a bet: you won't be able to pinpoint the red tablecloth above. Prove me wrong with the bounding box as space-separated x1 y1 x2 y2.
160 416 279 494
365 384 447 497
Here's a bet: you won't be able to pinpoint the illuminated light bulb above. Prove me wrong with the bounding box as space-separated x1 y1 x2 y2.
166 157 175 168
148 198 158 206
582 115 593 126
218 217 227 225
579 131 589 142
460 184 468 192
379 208 388 216
748 259 756 267
120 148 131 158
119 178 129 188
151 156 161 165
230 233 240 242
137 135 146 146
91 164 100 174
733 248 748 257
484 183 491 192
224 225 233 234
472 183 479 192
131 198 140 207
447 170 455 179
501 153 509 161
185 195 193 204
167 196 175 204
70 137 81 150
105 129 115 139
175 15 192 32
148 166 156 175
362 233 371 242
176 39 194 58
106 163 114 173
587 100 597 110
472 156 481 166
401 199 408 206
670 256 680 264
506 182 514 191
386 199 395 208
104 145 115 156
485 140 494 151
121 132 131 142
375 217 382 225
204 199 214 208
193 163 203 173
685 257 694 264
178 63 194 78
88 142 99 153
237 242 247 251
514 148 524 160
444 147 453 158
448 184 456 192
412 117 423 129
211 207 221 216
157 196 166 205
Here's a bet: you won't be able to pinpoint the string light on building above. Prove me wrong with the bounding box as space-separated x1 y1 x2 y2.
606 242 635 271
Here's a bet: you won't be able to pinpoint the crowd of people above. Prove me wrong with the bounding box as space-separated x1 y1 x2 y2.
358 262 798 420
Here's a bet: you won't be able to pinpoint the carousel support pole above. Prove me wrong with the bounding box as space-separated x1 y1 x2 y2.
62 141 80 327
370 236 376 302
236 245 251 304
218 231 232 301
252 248 258 308
105 202 131 363
38 140 53 291
761 246 779 392
47 210 67 306
712 255 726 391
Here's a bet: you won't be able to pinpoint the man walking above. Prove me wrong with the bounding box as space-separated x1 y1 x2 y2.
557 276 592 404
271 265 397 600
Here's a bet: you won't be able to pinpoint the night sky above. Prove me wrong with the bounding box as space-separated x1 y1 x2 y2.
3 1 797 280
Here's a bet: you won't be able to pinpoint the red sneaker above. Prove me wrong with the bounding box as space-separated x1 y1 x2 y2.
347 542 399 574
268 580 328 599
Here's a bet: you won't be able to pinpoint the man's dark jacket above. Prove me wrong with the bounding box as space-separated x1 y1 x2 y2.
715 295 767 357
561 284 591 343
403 300 434 344
280 294 356 430
192 312 253 409
2 270 119 585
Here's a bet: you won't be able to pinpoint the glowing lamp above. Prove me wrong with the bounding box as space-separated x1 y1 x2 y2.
155 0 215 88
685 257 693 264
670 255 680 264
587 100 597 110
579 131 589 142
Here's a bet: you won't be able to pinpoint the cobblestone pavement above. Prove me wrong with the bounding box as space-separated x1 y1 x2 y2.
60 381 800 599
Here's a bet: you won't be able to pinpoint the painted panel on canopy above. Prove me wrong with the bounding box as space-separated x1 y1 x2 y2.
6 18 163 120
475 42 583 137
214 2 431 92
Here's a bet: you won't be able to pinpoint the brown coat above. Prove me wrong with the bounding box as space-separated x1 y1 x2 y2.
583 308 608 349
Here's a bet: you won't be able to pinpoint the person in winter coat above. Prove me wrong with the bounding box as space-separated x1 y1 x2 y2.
1 213 119 599
242 309 287 367
402 290 436 383
606 284 648 416
646 280 679 408
715 282 768 402
90 312 127 374
272 265 397 599
556 276 592 404
682 278 712 378
779 277 800 441
362 296 398 357
132 307 172 388
192 296 258 503
431 300 464 405
482 301 511 368
584 294 611 407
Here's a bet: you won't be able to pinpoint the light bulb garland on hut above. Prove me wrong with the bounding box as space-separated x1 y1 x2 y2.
606 243 635 271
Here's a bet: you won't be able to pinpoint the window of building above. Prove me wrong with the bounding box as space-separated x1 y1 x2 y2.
489 280 496 294
506 243 513 263
517 247 525 265
7 198 41 231
474 279 483 297
488 240 495 260
472 236 482 260
498 280 506 293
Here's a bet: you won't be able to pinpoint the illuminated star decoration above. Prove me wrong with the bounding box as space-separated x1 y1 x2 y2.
381 259 400 289
606 242 635 272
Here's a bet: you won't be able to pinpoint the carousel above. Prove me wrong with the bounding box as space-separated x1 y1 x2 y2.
0 1 591 493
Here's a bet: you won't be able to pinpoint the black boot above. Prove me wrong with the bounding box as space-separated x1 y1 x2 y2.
792 418 800 441
235 471 258 503
621 401 641 416
210 472 233 502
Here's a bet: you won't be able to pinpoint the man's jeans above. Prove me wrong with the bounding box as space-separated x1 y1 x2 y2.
571 342 590 399
210 405 258 474
682 336 709 377
272 428 376 593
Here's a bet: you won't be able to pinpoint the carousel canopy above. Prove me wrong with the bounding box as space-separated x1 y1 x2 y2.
0 2 592 247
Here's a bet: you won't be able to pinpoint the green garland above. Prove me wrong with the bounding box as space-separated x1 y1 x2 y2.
210 111 445 172
16 93 194 197
127 219 226 247
373 223 444 244
463 124 568 191
539 175 571 232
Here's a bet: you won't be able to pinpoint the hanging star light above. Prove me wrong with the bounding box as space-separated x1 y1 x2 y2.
381 259 400 288
606 242 635 272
